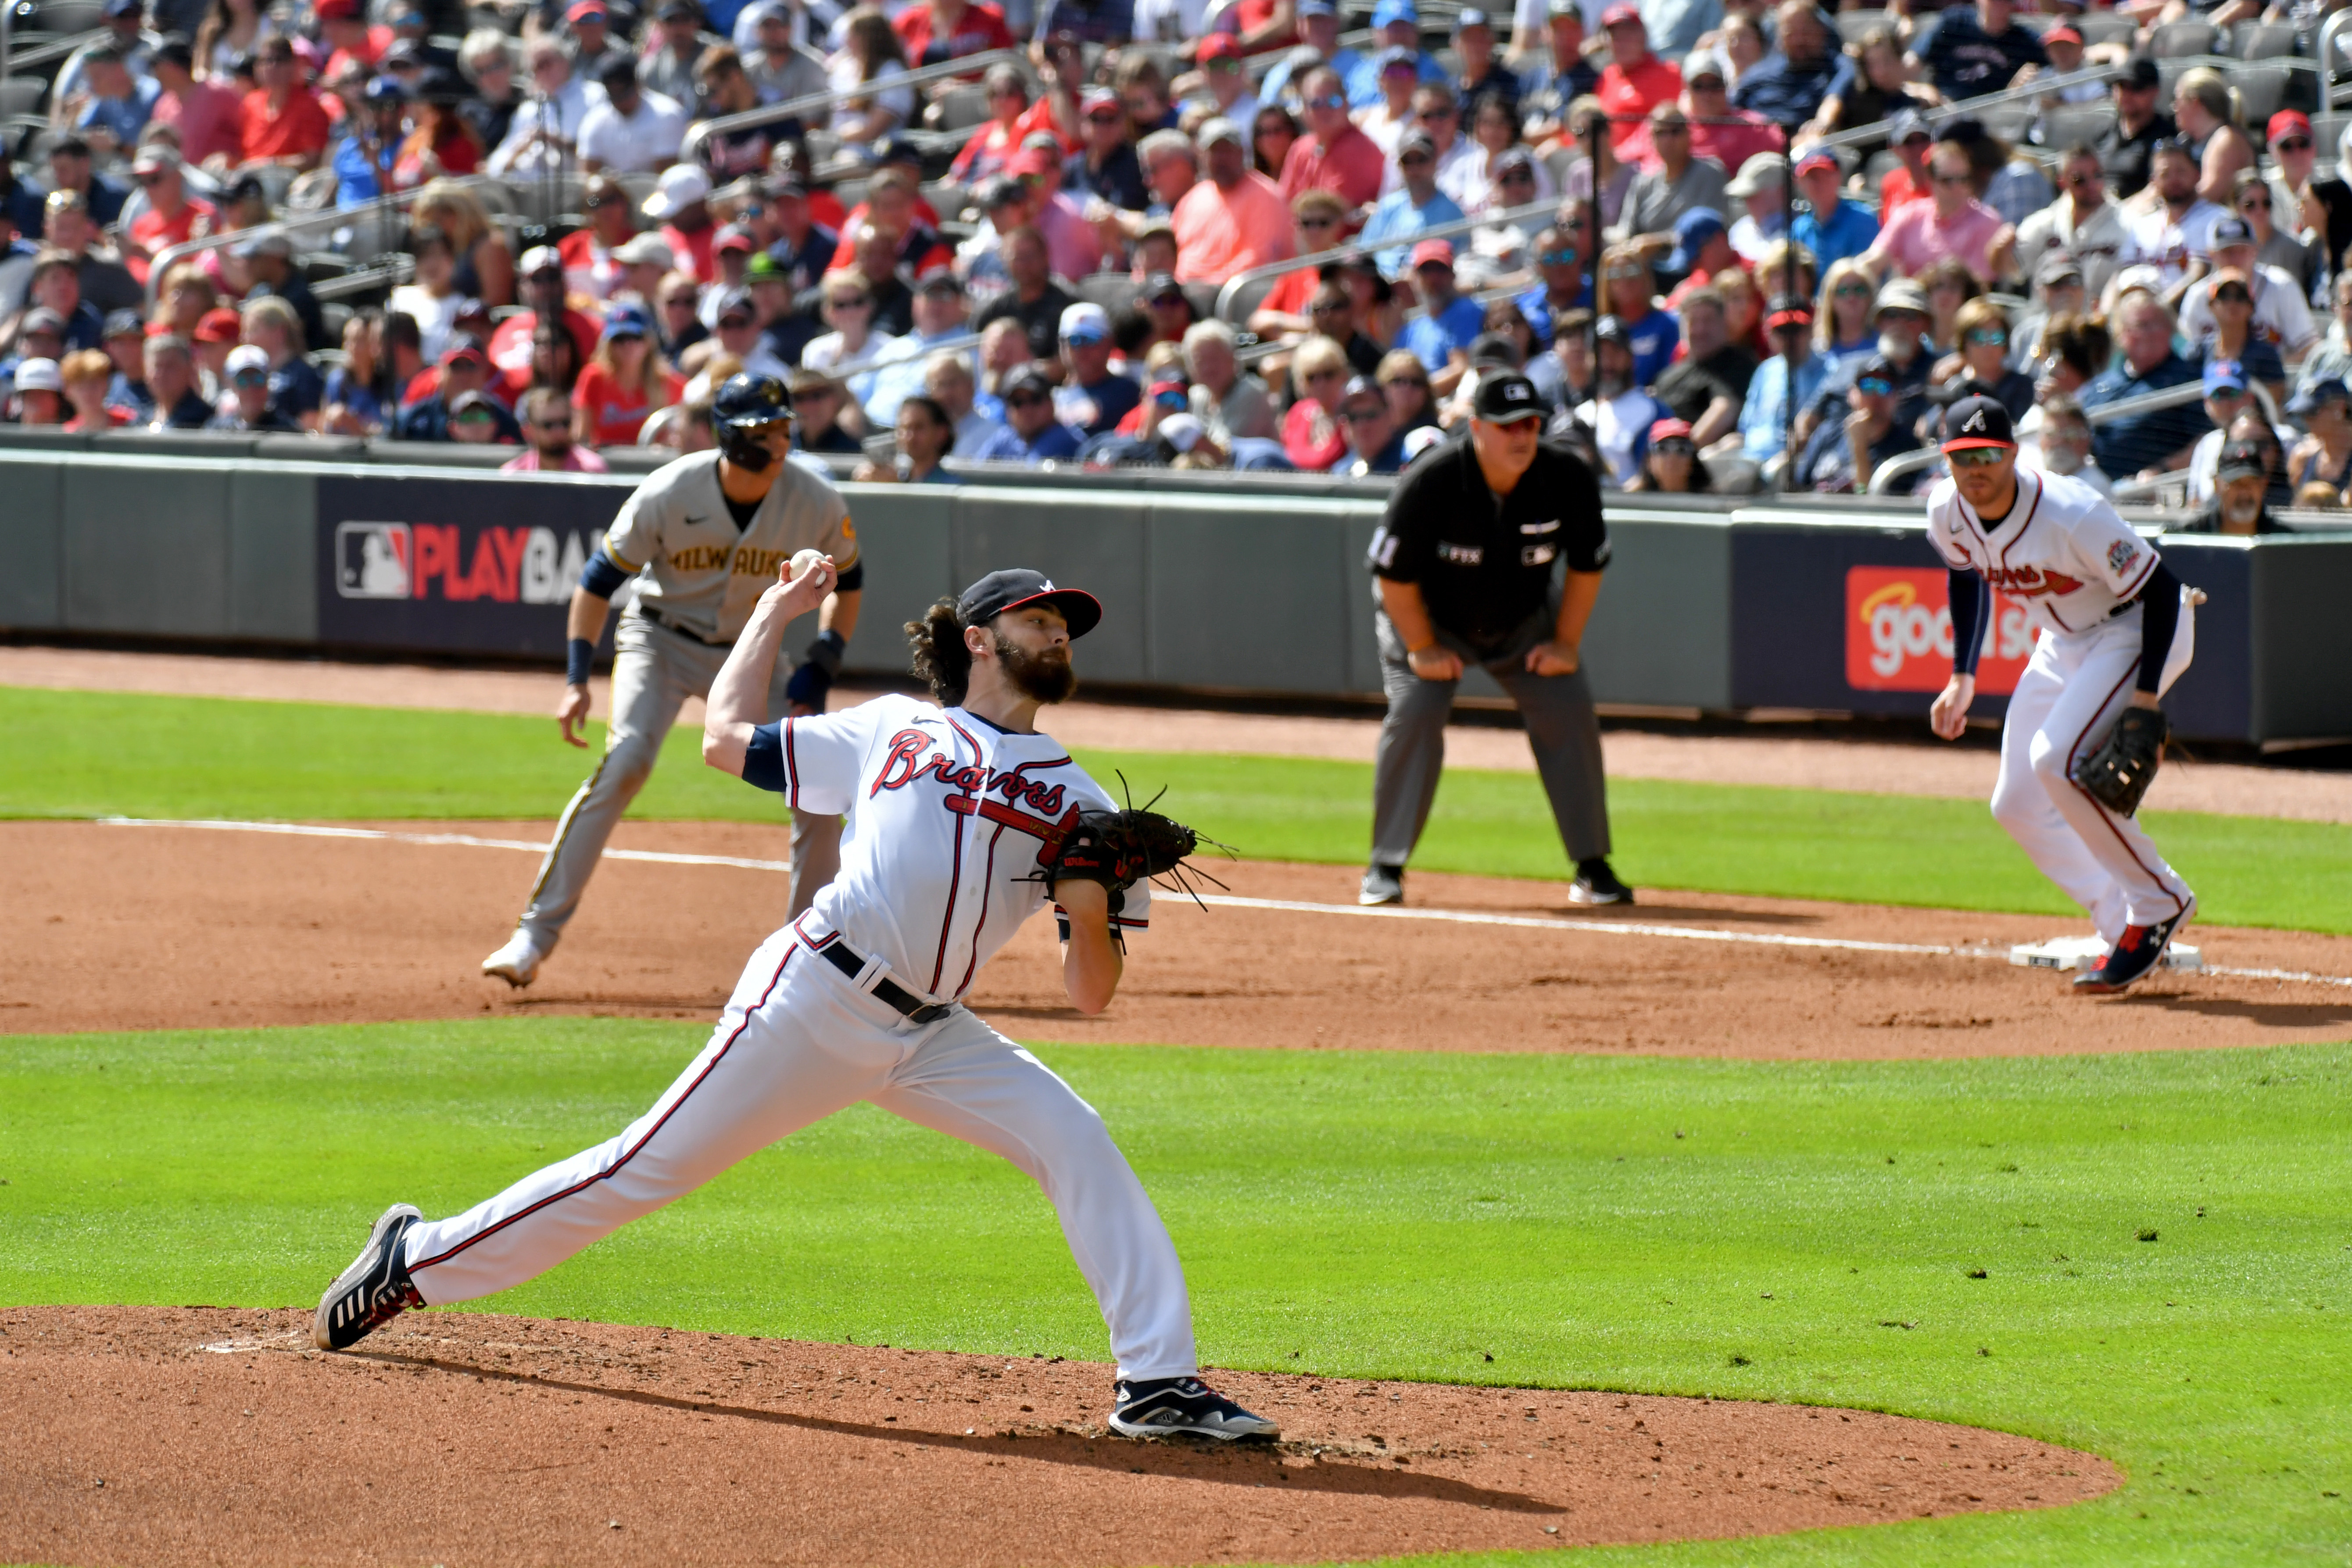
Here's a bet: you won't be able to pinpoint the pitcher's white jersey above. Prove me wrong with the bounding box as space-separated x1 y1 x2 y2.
603 451 859 643
1925 465 2161 637
746 694 1151 1001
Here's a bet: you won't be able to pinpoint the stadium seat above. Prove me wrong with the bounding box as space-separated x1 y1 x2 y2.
2234 63 2294 126
1217 272 1279 324
1976 101 2036 142
2040 102 2117 150
2232 20 2303 58
0 76 44 120
2311 111 2349 154
32 0 108 32
932 85 991 132
2074 11 2137 47
2148 21 2219 57
1833 8 1889 43
1077 272 1142 313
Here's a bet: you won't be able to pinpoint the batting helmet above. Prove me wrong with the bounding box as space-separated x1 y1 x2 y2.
712 372 792 470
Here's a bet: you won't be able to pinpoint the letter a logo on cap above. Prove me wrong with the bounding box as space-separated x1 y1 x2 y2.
1963 407 1987 433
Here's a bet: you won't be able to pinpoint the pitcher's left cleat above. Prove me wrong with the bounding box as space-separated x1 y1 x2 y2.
313 1203 424 1351
2073 900 2195 995
1109 1376 1281 1440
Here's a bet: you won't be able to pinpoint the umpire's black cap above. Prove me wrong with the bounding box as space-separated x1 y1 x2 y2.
1472 372 1545 423
957 569 1103 639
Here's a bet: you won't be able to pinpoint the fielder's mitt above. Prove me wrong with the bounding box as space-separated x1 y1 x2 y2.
2077 705 2166 816
1042 777 1231 912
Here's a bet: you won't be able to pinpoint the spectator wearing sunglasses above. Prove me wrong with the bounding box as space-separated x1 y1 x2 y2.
2014 143 2124 305
1737 294 1831 464
2178 218 2308 373
1930 297 2033 422
785 367 864 455
501 386 609 472
1610 103 1729 256
2179 359 2284 508
2268 111 2352 283
1626 417 1709 493
121 144 212 288
1788 147 1879 278
1361 130 1466 279
206 344 304 432
1794 351 1918 493
1248 191 1353 339
2232 165 2320 308
1280 67 1387 209
1513 222 1594 348
1862 140 2009 286
972 365 1086 463
1064 87 1149 212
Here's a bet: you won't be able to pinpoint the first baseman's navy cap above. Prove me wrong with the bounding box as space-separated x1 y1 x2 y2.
957 569 1103 639
1472 371 1544 423
1941 393 2015 452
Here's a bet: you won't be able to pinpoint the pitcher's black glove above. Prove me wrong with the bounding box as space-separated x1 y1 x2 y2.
2077 705 2166 816
1049 808 1199 902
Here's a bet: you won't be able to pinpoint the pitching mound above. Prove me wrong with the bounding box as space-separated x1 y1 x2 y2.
6 819 2349 1055
2 1307 2116 1567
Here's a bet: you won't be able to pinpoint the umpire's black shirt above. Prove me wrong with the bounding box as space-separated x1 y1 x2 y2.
1371 438 1608 655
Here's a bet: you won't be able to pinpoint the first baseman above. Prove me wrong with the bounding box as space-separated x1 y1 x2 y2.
1926 394 2196 993
482 373 862 988
316 562 1279 1443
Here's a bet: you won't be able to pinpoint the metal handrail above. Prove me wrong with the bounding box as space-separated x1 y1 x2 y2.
143 171 513 305
5 23 106 73
2324 7 2352 111
1865 381 2208 494
680 47 1026 168
1805 62 2126 158
1212 196 1555 322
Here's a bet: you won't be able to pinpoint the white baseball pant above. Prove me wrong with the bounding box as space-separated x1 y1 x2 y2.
1989 594 2196 940
401 926 1199 1382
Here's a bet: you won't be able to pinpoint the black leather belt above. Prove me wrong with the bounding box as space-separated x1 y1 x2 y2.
810 932 954 1024
639 607 726 647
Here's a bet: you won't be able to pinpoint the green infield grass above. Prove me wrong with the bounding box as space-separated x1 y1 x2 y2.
0 1020 2345 1565
5 686 2345 931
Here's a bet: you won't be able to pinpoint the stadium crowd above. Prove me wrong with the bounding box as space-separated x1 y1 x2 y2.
0 0 2348 518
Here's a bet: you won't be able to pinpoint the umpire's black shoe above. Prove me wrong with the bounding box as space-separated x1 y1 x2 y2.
1359 862 1404 906
1109 1376 1281 1440
1569 858 1633 906
2073 900 2194 995
312 1203 424 1351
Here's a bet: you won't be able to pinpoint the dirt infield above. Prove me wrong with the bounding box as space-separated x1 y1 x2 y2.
7 644 2347 822
6 819 2346 1054
0 1305 2118 1567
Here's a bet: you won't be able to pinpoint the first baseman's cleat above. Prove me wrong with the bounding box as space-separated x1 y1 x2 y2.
1109 1376 1281 1441
2073 899 2195 995
481 929 546 988
312 1203 425 1351
1568 858 1633 906
1359 863 1404 906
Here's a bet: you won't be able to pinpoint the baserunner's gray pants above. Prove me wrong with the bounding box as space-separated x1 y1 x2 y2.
1371 601 1611 869
514 611 842 949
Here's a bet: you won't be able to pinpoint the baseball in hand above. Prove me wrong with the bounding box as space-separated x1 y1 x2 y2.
791 549 825 580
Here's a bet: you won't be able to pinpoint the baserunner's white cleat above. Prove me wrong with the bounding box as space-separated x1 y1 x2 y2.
481 930 546 988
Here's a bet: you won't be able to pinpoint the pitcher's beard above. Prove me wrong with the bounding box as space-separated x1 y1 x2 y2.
995 634 1076 703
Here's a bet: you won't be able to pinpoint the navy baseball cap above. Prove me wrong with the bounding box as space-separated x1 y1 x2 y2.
1941 393 2015 451
1666 207 1726 272
957 569 1103 638
2287 376 2349 415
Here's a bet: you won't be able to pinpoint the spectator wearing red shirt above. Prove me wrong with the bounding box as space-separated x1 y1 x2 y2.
1216 0 1298 56
147 37 243 168
124 146 215 286
952 63 1067 184
1249 189 1350 337
571 302 684 447
1877 110 1936 215
1278 66 1385 208
1595 4 1681 155
489 245 605 401
315 0 392 79
895 0 1015 66
644 164 717 281
1281 333 1351 469
1171 117 1294 284
825 165 954 276
558 172 637 300
237 36 333 169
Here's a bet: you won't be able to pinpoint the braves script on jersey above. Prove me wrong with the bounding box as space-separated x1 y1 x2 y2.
1925 465 2159 635
604 451 859 642
748 694 1152 1001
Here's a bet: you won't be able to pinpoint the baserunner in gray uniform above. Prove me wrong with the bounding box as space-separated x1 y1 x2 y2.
482 373 863 988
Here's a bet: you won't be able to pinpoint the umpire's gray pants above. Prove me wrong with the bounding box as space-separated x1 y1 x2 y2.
514 612 843 949
1371 603 1611 868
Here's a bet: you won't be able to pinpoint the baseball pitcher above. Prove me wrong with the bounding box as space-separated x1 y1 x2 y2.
1926 394 2197 994
482 373 863 988
317 563 1279 1443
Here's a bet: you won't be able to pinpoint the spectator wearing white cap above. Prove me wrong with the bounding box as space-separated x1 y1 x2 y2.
1052 301 1141 434
1721 152 1786 265
1361 129 1466 279
488 246 602 404
205 344 303 432
10 357 66 427
645 165 720 283
2177 216 2316 368
575 57 688 175
1169 117 1294 285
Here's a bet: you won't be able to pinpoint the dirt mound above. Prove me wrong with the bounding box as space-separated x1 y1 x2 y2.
0 1305 2117 1567
5 820 2348 1055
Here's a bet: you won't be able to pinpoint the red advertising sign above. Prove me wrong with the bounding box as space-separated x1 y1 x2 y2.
1845 567 2035 695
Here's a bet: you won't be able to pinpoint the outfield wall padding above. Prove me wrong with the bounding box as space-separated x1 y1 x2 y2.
3 450 2347 745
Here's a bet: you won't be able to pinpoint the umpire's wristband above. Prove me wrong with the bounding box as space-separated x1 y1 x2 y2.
804 626 846 677
566 637 594 687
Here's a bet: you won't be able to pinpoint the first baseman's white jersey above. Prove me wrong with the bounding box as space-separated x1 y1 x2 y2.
604 452 859 642
1925 466 2161 637
751 694 1151 1002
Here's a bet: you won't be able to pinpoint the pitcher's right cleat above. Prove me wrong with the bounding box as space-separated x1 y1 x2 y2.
481 930 546 988
1109 1376 1281 1440
313 1203 424 1351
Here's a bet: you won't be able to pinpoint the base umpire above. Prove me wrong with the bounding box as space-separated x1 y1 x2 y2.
1362 371 1629 908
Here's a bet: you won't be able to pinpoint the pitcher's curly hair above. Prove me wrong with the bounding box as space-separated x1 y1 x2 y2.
906 598 971 706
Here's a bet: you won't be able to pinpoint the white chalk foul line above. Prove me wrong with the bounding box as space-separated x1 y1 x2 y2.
93 817 2352 990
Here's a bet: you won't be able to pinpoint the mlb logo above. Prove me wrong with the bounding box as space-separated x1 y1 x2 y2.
1504 382 1529 401
337 522 413 599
